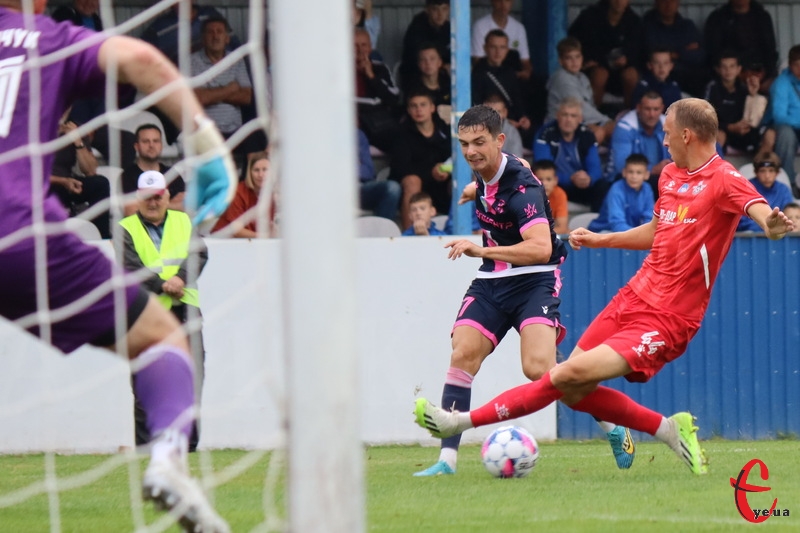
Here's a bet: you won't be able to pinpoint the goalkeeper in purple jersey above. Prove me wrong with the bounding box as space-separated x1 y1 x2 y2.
0 0 236 530
414 105 635 477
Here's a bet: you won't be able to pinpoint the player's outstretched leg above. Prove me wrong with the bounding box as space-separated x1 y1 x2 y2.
135 344 230 533
661 412 708 475
605 425 635 469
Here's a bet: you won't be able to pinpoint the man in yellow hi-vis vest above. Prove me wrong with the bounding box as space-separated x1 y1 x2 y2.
120 170 208 452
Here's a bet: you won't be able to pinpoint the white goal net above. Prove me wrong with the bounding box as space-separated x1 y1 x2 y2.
0 0 362 531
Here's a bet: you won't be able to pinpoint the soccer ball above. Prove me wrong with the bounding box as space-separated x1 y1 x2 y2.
481 425 539 478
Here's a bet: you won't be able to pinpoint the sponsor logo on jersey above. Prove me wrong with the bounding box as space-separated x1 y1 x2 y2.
632 330 665 357
677 183 689 193
664 180 676 191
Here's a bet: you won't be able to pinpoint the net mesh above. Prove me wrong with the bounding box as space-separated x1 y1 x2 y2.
0 0 283 530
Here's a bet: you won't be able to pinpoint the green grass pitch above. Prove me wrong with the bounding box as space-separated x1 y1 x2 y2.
0 440 797 532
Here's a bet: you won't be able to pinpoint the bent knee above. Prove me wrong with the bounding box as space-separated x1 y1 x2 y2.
521 358 555 381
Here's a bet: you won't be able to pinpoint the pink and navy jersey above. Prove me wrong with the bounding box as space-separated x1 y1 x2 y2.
627 155 766 323
0 9 106 238
473 153 568 277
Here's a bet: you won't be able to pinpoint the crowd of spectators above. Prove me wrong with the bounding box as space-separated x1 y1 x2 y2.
48 0 800 237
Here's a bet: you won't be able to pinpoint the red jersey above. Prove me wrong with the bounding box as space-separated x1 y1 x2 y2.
627 155 766 323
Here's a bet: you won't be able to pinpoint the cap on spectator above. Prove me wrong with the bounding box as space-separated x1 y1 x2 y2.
425 0 448 5
754 152 781 170
137 170 167 196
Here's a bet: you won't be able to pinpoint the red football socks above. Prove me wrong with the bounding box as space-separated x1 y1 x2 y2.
570 386 662 435
470 372 564 427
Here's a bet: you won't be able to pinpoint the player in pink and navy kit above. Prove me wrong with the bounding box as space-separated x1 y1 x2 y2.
415 99 795 476
414 105 635 477
0 0 235 529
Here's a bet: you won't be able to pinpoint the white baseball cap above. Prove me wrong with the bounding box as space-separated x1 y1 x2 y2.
137 170 167 195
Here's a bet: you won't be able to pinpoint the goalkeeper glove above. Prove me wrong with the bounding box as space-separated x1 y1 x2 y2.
184 116 238 226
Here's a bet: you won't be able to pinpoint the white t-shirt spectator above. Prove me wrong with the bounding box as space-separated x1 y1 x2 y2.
471 14 530 60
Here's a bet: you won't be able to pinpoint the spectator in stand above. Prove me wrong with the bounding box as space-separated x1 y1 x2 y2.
353 0 381 58
121 124 186 217
704 0 778 93
546 37 614 146
355 27 400 152
705 51 768 155
589 154 655 233
50 118 111 239
769 45 800 183
642 0 707 97
399 0 450 88
568 0 643 109
533 97 607 212
471 0 531 81
212 152 274 238
483 93 523 158
532 159 569 235
357 129 401 221
402 192 447 236
737 152 794 232
51 0 101 30
141 3 239 66
389 88 451 228
783 202 800 231
190 15 253 167
472 30 531 138
401 44 451 108
631 48 683 109
606 91 671 196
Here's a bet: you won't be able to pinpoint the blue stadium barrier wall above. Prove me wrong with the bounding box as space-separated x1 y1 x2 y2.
557 235 800 441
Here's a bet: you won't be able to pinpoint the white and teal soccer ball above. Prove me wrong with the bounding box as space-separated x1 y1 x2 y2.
481 425 539 478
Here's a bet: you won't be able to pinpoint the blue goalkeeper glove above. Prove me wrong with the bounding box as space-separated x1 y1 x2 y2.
185 116 237 226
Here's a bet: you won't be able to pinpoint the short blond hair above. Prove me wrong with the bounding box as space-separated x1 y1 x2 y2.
666 98 718 144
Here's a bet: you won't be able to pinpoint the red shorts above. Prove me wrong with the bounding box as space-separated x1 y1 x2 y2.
577 285 701 383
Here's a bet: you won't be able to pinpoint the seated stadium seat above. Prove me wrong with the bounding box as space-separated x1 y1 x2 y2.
355 216 401 238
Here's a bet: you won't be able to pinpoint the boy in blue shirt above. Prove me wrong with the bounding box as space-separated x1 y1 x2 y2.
589 154 655 232
402 191 447 236
737 152 794 232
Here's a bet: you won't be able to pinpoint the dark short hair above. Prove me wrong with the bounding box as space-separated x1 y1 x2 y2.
482 92 509 107
484 29 509 45
717 49 740 66
789 44 800 64
557 37 581 57
202 15 230 33
783 202 800 211
405 87 436 104
134 123 162 141
458 105 502 138
409 191 434 205
649 47 672 61
639 90 663 103
531 159 556 174
625 153 649 168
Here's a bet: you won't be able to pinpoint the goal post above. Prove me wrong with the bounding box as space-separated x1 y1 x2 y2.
271 0 365 532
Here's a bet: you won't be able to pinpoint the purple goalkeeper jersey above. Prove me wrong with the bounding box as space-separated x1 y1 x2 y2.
0 9 106 238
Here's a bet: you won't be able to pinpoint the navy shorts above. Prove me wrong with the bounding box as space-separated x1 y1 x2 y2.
452 271 566 347
0 232 147 353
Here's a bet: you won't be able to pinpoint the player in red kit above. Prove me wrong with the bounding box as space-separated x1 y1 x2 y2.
414 98 795 475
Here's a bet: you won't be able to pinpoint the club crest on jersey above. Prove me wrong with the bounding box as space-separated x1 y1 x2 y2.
692 181 707 195
677 183 689 193
524 203 537 218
